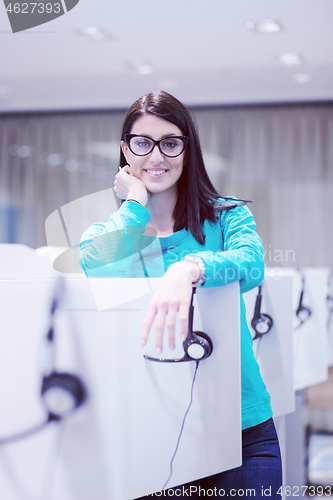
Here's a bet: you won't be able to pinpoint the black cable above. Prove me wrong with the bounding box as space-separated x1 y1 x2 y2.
254 335 263 359
294 269 312 331
326 268 333 330
0 417 54 446
38 422 66 500
162 360 200 491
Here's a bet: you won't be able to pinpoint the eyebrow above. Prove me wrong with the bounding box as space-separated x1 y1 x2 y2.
134 133 179 140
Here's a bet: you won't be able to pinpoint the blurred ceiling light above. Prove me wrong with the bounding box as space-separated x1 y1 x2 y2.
245 19 282 33
75 27 114 41
47 153 62 166
293 73 312 83
138 65 153 75
129 59 155 75
275 52 303 66
136 63 154 75
18 145 31 158
65 159 78 172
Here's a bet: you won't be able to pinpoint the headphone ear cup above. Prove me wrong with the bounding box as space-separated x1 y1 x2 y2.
251 313 273 338
184 331 213 360
296 305 312 323
41 372 87 420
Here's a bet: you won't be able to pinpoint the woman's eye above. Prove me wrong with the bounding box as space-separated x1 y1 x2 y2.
136 139 150 148
164 140 177 149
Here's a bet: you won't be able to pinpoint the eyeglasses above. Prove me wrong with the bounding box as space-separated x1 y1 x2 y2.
125 134 188 158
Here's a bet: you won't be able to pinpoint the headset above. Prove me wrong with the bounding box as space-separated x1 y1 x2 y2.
144 288 213 363
251 283 273 340
327 268 333 330
0 277 87 446
295 269 312 330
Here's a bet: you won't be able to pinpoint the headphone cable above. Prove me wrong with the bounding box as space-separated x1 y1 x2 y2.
0 415 56 446
254 335 263 359
162 360 200 491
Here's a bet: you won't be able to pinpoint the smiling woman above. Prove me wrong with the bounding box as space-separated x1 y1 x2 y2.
118 114 185 207
79 90 282 499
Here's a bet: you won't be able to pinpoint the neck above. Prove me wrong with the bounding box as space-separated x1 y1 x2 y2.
146 185 178 236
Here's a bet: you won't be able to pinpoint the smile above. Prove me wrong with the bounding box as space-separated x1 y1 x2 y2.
145 169 168 177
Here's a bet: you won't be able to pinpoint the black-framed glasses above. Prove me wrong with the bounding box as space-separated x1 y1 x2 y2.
125 134 188 158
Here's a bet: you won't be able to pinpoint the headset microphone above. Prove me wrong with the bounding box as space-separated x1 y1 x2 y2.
0 277 87 446
295 269 312 330
41 277 87 421
327 268 333 330
144 288 213 363
251 283 273 340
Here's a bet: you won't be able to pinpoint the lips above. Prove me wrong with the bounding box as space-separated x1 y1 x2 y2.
144 169 169 177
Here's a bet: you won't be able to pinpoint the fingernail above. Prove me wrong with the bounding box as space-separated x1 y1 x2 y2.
141 338 146 346
170 344 175 351
156 347 162 355
181 334 186 342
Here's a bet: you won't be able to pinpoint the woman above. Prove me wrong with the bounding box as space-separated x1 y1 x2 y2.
80 90 282 498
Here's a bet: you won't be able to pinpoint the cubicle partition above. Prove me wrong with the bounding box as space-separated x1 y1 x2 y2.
0 244 242 500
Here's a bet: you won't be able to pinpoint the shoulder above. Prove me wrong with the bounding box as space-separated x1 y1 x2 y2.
214 197 255 225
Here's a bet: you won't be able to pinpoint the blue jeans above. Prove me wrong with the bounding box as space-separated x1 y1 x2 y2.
142 418 282 499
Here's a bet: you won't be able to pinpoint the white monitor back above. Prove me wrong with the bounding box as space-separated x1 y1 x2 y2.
0 245 241 500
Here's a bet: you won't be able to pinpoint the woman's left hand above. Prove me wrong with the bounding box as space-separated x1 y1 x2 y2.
140 261 200 353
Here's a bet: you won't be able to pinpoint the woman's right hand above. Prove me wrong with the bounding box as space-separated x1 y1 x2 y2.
114 165 149 206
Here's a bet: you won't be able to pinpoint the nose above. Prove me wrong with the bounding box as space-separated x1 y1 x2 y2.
149 144 164 163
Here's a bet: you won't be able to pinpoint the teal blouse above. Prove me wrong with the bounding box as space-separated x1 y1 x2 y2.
80 200 272 430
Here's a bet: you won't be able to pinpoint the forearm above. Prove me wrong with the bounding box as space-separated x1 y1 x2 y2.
195 247 264 292
79 200 151 274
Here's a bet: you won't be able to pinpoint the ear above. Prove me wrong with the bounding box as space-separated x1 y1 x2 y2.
121 140 130 164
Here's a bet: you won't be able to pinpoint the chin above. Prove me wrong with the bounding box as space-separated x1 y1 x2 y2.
148 183 173 194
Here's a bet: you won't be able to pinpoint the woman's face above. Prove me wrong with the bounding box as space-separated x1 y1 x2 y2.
121 114 185 196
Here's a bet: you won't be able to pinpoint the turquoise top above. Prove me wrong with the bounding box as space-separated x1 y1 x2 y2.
80 200 273 430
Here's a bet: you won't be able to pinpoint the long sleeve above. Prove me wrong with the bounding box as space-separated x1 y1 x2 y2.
195 205 265 293
79 200 264 293
79 201 151 276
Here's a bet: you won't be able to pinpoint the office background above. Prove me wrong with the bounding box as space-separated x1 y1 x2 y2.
0 0 333 493
1 103 332 267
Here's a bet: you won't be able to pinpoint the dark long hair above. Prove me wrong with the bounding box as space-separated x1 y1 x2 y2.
119 90 249 245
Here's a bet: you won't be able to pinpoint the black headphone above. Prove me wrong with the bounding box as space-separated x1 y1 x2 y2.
251 283 273 340
144 288 213 363
295 269 312 330
0 278 87 446
327 268 333 330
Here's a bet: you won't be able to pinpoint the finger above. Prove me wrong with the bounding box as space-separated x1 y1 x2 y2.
166 302 178 350
141 304 157 347
179 299 191 341
113 183 121 197
154 304 168 354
